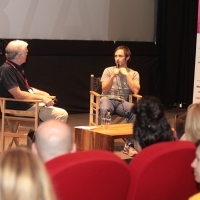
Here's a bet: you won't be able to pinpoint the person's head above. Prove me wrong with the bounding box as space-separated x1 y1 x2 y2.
132 95 173 151
0 147 56 200
32 120 76 162
174 112 187 139
114 45 131 67
191 140 200 184
185 103 200 142
5 40 28 65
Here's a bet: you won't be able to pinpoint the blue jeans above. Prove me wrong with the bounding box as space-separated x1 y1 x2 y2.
99 96 134 124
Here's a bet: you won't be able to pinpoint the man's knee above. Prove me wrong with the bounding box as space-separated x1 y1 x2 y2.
39 107 68 122
100 97 110 109
124 101 134 110
58 109 68 122
121 101 134 122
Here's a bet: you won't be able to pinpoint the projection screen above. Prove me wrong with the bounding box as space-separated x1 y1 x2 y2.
0 0 157 42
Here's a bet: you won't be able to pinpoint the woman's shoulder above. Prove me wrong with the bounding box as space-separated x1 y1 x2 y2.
189 192 200 200
179 133 187 141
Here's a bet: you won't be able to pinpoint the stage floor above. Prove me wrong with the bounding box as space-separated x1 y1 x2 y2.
1 108 186 161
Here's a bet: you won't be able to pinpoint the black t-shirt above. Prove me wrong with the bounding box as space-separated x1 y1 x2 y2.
0 61 34 110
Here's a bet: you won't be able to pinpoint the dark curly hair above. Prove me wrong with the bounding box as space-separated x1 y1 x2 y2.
132 96 173 149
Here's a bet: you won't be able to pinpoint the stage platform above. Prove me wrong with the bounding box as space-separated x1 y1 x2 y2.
0 108 186 161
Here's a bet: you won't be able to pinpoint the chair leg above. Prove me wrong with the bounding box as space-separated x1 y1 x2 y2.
7 138 19 150
3 136 5 151
13 121 20 132
13 138 19 146
7 139 14 150
6 119 14 132
6 120 21 149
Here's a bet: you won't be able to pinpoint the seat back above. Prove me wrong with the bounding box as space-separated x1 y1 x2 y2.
89 74 102 125
90 74 102 94
45 150 130 200
127 141 198 200
0 97 40 152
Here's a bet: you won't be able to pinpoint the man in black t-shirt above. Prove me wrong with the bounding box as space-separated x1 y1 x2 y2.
0 40 68 122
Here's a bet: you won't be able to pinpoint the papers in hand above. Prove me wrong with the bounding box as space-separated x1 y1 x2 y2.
75 126 97 130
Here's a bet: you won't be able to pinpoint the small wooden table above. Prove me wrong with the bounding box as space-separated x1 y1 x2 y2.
75 123 133 151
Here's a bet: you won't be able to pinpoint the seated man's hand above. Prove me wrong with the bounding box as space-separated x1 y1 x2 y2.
42 97 54 107
114 68 120 76
119 67 128 76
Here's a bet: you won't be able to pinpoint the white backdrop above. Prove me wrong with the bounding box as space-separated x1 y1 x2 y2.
0 0 157 41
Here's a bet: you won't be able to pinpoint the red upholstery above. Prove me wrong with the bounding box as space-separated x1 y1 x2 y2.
45 150 130 200
127 141 198 200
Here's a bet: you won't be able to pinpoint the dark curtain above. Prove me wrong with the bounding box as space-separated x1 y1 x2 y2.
157 0 198 107
0 0 198 113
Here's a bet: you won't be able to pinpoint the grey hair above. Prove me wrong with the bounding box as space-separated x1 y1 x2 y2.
5 40 28 60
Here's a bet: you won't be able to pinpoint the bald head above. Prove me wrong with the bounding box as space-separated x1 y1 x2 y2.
32 120 75 162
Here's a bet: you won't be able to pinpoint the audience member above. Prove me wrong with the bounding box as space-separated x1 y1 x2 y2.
0 39 68 122
190 139 200 200
174 111 187 139
99 45 140 123
0 147 56 200
32 119 76 162
180 103 200 142
132 95 173 152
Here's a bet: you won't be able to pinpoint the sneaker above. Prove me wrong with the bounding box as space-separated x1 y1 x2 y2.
122 144 138 157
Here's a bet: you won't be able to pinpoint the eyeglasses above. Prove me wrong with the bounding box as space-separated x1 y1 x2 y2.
18 51 28 56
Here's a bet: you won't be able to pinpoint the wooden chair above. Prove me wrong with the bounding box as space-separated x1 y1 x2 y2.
0 97 54 152
89 74 142 126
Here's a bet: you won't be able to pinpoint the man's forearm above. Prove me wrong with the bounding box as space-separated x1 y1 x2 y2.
102 75 116 94
8 87 53 102
14 90 46 101
126 74 140 94
31 87 50 96
12 90 55 106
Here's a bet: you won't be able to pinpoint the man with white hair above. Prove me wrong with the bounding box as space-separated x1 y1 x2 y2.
32 120 76 162
0 39 68 122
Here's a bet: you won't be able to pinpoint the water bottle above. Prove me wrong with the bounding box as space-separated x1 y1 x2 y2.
101 114 106 128
105 112 111 129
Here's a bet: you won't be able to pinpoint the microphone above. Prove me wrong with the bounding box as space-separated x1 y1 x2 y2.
116 63 119 68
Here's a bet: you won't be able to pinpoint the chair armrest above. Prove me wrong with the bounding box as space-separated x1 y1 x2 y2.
0 95 56 103
132 94 142 99
0 97 42 103
90 91 101 97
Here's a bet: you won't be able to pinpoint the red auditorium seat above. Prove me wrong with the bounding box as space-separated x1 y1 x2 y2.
45 150 130 200
127 141 198 200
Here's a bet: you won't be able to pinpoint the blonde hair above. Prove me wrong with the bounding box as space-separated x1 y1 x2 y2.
0 147 56 200
185 103 200 142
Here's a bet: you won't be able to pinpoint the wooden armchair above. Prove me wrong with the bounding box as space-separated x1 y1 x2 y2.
0 96 55 152
89 74 142 126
